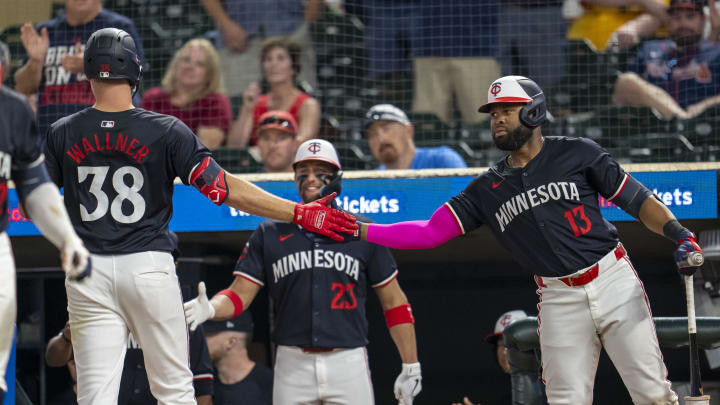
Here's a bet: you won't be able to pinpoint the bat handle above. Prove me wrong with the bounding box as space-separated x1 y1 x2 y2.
686 275 697 334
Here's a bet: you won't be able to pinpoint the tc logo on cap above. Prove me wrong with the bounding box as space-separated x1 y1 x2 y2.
500 314 513 327
490 82 502 97
308 142 322 154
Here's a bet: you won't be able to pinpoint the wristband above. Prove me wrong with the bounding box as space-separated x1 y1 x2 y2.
663 219 693 242
216 289 244 318
384 304 415 329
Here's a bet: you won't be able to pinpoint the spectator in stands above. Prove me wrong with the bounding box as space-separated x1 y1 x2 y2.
365 104 467 170
412 1 500 124
200 0 322 100
499 1 566 88
363 0 422 81
226 37 321 147
204 316 273 405
14 0 144 136
567 0 669 51
256 110 299 173
141 38 232 150
0 41 9 84
613 0 720 119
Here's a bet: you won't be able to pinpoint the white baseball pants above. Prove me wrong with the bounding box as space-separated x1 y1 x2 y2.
535 244 678 405
66 251 195 405
273 345 375 405
0 233 15 393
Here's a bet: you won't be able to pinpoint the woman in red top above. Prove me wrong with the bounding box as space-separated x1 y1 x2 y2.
141 38 232 149
226 37 321 147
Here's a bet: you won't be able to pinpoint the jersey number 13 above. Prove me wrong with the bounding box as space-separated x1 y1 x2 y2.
77 166 146 224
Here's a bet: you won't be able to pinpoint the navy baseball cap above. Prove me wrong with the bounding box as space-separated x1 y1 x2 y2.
203 313 254 334
669 0 704 13
364 104 411 131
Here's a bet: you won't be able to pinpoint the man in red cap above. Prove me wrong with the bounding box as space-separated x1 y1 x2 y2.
256 110 299 173
614 0 720 119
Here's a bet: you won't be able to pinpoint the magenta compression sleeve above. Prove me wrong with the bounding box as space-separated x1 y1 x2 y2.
366 204 463 249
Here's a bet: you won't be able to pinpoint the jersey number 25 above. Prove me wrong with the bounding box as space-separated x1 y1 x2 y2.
77 166 146 224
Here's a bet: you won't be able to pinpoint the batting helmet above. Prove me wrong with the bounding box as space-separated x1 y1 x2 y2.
477 76 547 128
84 28 142 94
293 139 341 170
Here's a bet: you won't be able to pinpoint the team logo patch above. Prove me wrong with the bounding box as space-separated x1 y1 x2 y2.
99 64 110 78
308 142 322 154
490 82 502 97
101 121 115 128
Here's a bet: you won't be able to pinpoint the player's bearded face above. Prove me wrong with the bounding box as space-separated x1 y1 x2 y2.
493 121 533 151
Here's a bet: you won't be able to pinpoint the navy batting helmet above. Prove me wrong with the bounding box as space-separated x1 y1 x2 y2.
478 76 547 129
84 28 142 94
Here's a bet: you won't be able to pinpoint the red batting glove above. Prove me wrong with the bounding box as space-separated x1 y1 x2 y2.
293 192 358 241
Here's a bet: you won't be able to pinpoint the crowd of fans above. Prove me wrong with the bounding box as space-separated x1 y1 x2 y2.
2 0 720 173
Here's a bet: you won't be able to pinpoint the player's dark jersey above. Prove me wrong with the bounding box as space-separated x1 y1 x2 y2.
44 107 210 254
119 325 214 405
0 87 43 233
234 220 398 348
212 363 273 405
448 137 628 277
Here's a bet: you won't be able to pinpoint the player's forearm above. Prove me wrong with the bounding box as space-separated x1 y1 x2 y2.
209 294 236 320
362 204 462 249
14 60 43 95
23 182 79 249
225 174 296 222
45 334 73 367
638 197 676 236
389 324 418 364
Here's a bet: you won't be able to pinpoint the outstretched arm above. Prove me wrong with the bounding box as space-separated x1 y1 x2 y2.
188 156 357 241
360 204 463 249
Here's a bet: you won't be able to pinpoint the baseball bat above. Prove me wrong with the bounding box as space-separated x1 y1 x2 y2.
685 274 703 398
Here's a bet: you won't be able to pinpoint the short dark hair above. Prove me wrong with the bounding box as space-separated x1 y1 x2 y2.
261 36 302 77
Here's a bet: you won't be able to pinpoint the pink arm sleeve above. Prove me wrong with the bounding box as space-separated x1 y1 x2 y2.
365 204 463 249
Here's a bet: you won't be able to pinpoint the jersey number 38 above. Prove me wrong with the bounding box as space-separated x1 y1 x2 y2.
77 166 146 224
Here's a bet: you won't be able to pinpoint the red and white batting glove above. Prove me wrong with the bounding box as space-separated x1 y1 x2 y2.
293 192 358 242
394 362 422 405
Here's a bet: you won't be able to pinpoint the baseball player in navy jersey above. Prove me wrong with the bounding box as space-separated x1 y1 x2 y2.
0 74 90 403
42 28 356 405
351 75 706 405
184 138 422 405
